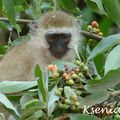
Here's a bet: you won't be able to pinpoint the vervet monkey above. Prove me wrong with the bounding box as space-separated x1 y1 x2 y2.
0 11 81 82
0 11 81 120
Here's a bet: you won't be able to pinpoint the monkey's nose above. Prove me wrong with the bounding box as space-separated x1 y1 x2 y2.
57 46 64 53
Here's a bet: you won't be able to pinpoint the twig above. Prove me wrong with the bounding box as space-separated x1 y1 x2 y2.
0 17 103 40
0 17 32 23
80 30 103 41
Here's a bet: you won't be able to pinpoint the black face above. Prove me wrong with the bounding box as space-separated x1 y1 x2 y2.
45 32 71 58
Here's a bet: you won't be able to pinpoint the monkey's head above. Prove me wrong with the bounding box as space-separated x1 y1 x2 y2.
29 11 81 59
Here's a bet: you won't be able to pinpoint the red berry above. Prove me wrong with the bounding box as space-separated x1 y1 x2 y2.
91 21 98 28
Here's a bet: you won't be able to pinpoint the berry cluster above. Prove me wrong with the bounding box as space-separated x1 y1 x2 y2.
87 21 103 36
48 60 88 112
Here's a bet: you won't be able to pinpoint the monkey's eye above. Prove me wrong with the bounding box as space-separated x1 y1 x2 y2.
45 34 57 43
62 33 71 42
45 33 71 43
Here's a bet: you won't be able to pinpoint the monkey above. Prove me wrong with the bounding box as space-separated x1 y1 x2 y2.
0 11 81 81
0 11 81 119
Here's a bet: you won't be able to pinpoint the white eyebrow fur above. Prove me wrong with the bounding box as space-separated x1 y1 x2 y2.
29 26 81 49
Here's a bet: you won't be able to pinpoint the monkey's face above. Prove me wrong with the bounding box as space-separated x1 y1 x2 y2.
45 32 71 58
29 11 81 59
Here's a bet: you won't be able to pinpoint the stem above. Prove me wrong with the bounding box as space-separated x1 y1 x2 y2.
0 17 32 23
53 0 57 11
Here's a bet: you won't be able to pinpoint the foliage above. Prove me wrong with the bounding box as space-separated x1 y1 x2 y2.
1 0 120 120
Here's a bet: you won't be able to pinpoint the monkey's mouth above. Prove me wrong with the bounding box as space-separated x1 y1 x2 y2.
50 47 68 58
52 52 66 58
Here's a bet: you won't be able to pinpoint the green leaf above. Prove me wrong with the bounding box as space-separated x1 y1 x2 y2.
64 86 76 99
93 54 106 76
19 108 44 120
85 0 106 15
88 33 120 61
13 0 25 5
48 86 59 116
0 0 2 10
105 45 120 74
0 93 20 118
99 17 112 36
102 0 120 27
79 90 110 108
22 99 45 110
15 5 26 12
2 0 18 29
69 114 102 120
0 81 37 93
20 95 34 106
0 21 12 30
85 68 120 93
0 45 8 54
34 65 46 102
40 2 52 11
58 0 80 14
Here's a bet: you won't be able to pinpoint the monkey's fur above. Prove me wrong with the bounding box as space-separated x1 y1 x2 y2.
0 11 81 119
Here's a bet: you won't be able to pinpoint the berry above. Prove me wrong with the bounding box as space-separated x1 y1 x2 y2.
59 103 69 109
83 65 88 71
71 95 78 101
99 32 103 36
66 79 74 85
75 60 81 65
55 90 61 96
48 64 55 71
91 21 99 28
78 73 83 78
75 102 80 106
63 72 69 79
87 25 93 31
52 72 59 77
58 88 63 92
79 63 84 68
71 74 78 79
65 99 71 105
71 105 76 111
95 28 100 34
74 68 80 72
93 28 100 34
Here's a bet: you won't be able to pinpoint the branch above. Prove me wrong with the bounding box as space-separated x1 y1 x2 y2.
0 17 32 23
80 30 103 41
0 17 103 40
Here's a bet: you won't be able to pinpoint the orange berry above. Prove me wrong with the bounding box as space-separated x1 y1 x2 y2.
48 64 55 71
91 21 99 28
63 72 69 79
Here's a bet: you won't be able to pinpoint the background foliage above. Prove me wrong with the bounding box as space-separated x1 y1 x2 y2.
0 0 120 120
